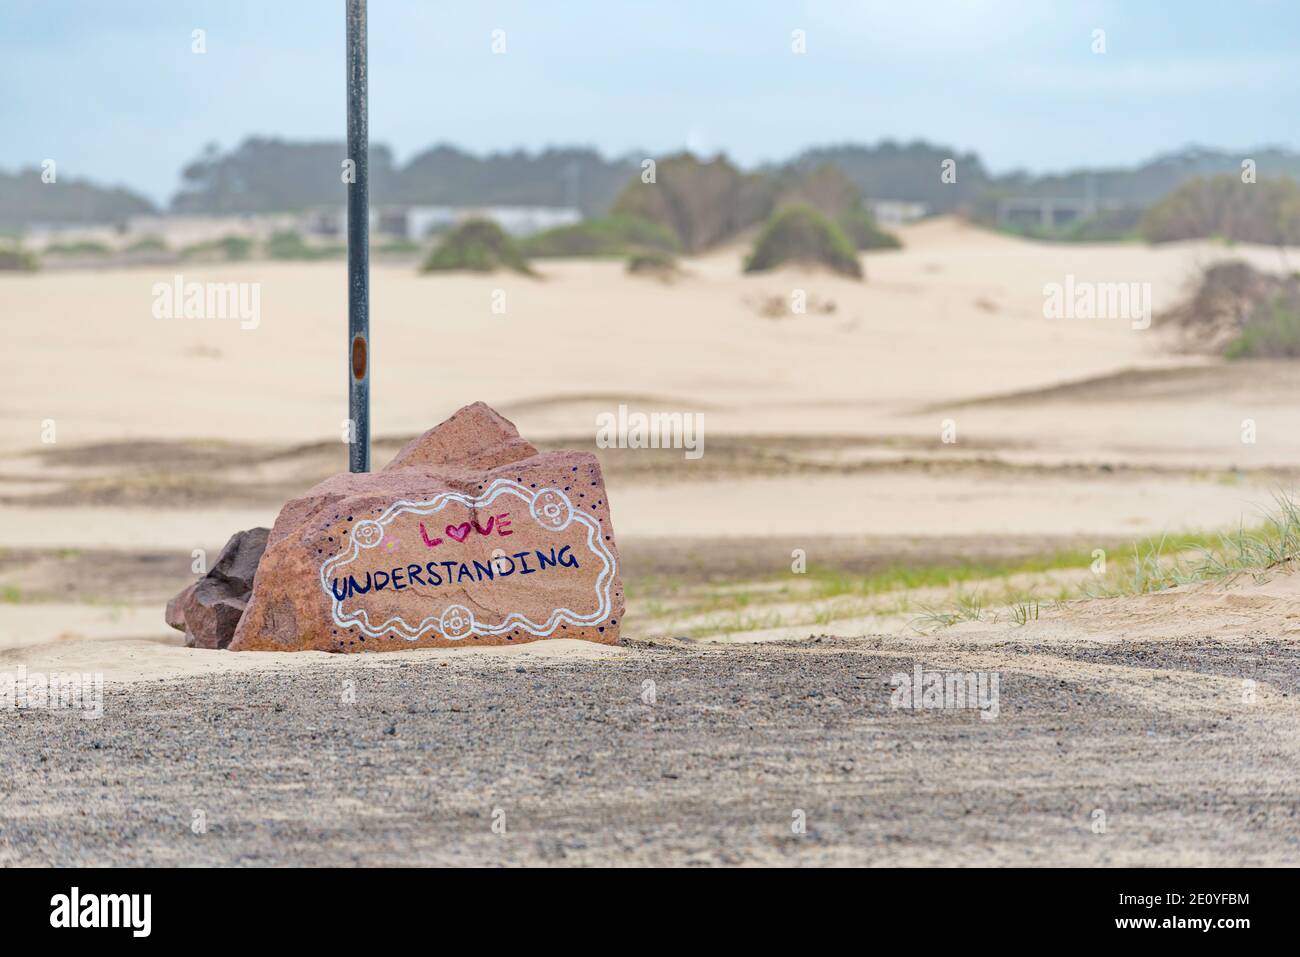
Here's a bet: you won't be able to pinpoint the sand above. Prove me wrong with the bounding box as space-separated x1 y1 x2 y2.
1 217 1294 452
3 220 1299 864
4 219 1299 654
3 605 1297 865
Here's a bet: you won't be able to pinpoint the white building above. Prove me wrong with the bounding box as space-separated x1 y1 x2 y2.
296 205 583 242
869 200 929 226
389 205 581 241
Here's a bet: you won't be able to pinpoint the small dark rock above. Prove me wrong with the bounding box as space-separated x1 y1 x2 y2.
164 527 270 649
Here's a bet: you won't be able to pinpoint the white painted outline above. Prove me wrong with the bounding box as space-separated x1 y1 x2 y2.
320 479 616 641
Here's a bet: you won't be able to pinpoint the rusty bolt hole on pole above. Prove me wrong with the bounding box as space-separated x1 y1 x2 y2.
351 336 368 380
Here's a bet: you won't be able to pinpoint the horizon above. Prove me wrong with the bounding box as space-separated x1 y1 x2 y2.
3 136 1294 212
4 0 1298 204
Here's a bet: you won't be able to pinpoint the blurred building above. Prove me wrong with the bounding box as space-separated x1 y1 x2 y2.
306 205 582 241
869 200 928 225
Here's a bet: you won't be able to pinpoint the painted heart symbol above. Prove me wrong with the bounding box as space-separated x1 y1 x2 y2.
445 522 471 543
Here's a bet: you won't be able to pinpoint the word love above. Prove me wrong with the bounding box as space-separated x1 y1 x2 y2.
419 512 514 548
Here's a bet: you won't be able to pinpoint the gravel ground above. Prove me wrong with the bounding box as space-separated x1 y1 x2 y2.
2 637 1298 866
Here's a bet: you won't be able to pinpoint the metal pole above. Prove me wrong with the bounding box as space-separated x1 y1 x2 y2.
346 0 370 472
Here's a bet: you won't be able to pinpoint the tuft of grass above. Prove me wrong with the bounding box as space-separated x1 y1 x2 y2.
804 546 1105 601
931 491 1300 629
911 590 986 631
632 494 1300 640
1010 601 1040 626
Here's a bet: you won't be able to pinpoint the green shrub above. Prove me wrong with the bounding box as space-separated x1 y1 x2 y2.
1225 292 1300 358
266 230 343 260
421 219 533 274
43 240 111 256
743 205 862 278
1141 175 1300 245
836 207 901 250
625 249 680 277
610 154 773 252
607 155 899 255
0 245 37 271
124 236 168 254
990 206 1143 244
221 236 254 260
521 216 679 258
181 235 253 261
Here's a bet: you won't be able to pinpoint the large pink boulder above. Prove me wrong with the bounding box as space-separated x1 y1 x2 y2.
229 403 623 652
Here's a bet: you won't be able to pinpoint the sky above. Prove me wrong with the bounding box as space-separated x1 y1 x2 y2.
2 0 1297 204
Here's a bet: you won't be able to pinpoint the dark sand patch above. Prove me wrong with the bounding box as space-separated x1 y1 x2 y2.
0 533 1114 607
10 430 1292 510
919 360 1300 413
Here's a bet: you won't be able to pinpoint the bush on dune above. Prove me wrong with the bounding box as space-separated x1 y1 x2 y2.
124 236 168 254
421 219 534 275
43 240 111 256
1141 175 1300 245
607 154 902 256
0 245 37 271
835 206 902 250
988 205 1144 244
625 249 682 280
181 235 253 261
1160 259 1300 357
520 216 679 258
743 205 862 278
1225 291 1300 358
770 164 901 250
610 154 773 253
266 230 344 260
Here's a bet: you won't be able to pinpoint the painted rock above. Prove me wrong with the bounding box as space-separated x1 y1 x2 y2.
229 403 623 652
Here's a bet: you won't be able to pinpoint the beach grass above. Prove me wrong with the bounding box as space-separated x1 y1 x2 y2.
629 493 1300 638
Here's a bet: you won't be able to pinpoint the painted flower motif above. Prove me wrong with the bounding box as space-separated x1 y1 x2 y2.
533 489 572 529
440 605 473 640
353 521 383 548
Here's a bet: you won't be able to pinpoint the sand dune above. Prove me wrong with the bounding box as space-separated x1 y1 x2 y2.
4 220 1300 866
3 218 1299 663
3 217 1293 453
